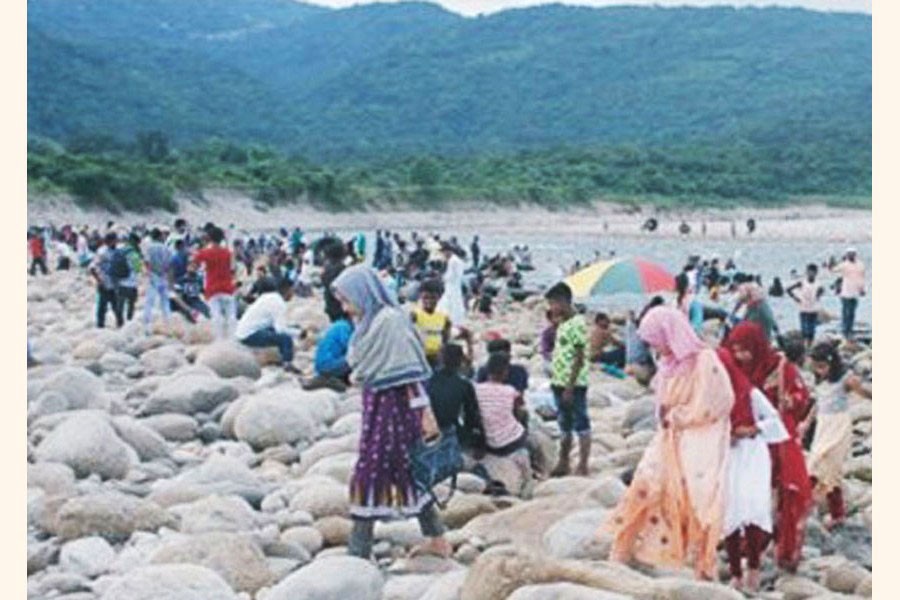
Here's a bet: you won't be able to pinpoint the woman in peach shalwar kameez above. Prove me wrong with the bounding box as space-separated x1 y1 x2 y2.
603 307 734 580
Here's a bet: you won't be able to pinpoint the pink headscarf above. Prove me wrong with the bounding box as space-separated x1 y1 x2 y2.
638 306 706 387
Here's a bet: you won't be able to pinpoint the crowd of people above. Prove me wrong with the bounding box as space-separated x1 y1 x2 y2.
26 219 871 588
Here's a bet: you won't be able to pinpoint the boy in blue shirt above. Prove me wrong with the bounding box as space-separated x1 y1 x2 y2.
303 317 354 392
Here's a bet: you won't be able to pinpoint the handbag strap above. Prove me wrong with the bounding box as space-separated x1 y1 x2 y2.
429 473 458 510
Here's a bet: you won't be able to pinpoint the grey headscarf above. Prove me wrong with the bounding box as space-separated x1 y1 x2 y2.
331 265 431 390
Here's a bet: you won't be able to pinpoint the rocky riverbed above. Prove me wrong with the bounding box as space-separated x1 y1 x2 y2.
26 267 872 600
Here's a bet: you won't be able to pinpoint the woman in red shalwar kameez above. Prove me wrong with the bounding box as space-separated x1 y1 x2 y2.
724 322 813 572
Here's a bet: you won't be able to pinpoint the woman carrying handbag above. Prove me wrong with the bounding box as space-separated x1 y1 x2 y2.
331 265 452 560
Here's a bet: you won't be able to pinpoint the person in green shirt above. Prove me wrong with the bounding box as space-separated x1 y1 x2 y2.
546 282 591 476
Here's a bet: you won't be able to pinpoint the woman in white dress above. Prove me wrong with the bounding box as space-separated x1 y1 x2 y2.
717 343 788 592
437 244 468 328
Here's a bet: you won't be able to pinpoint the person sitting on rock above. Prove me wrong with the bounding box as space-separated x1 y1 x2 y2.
426 344 485 452
170 261 210 324
235 277 301 374
590 312 626 374
475 337 529 413
473 352 532 494
303 314 354 392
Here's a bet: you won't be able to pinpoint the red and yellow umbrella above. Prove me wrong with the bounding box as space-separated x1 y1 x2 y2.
564 257 675 298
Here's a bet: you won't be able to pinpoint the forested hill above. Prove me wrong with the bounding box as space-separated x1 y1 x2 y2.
28 1 871 160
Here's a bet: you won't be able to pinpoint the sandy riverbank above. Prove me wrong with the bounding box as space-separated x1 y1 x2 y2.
27 191 871 242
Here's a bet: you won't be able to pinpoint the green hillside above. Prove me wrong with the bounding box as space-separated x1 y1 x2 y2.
27 1 871 210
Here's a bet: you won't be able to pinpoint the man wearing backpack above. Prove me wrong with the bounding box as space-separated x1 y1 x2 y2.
142 228 173 335
90 233 124 328
114 232 143 322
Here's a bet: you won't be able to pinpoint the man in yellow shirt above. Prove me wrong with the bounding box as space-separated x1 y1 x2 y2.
411 279 451 368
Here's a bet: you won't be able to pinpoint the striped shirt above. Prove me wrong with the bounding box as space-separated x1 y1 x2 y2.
474 382 525 450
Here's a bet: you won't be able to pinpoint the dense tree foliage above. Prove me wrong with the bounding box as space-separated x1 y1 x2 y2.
27 133 870 213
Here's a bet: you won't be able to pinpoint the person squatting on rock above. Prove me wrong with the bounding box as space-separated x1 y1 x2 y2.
331 265 451 560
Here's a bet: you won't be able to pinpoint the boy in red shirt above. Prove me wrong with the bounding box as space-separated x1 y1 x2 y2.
193 226 237 339
28 230 48 276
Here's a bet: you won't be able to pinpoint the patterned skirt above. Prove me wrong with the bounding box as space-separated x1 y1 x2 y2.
349 383 430 519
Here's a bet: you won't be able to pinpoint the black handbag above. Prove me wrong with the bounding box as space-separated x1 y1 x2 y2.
409 426 464 509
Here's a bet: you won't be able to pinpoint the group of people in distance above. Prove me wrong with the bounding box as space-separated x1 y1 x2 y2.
27 220 871 588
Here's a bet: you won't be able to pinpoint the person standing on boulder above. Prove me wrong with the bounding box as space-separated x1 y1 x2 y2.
603 307 733 581
193 226 237 339
28 229 48 276
89 232 124 329
723 322 812 571
545 282 591 476
142 228 173 335
717 328 789 592
331 265 450 560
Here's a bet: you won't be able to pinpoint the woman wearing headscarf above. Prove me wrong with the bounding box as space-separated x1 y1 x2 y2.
723 322 812 572
331 265 451 559
602 307 734 580
717 331 789 592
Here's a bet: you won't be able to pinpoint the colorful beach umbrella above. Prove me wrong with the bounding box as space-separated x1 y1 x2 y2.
564 257 675 298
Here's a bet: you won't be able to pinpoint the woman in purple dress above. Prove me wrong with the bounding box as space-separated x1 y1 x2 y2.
331 265 451 559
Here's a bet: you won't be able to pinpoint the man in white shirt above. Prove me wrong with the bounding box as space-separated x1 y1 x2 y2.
832 248 866 341
236 278 301 373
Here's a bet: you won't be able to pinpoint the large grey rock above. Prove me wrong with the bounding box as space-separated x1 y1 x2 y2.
111 416 170 461
99 564 240 600
622 398 656 431
508 583 630 600
652 578 744 600
265 555 383 600
52 492 175 542
420 570 468 600
149 454 267 507
30 367 106 412
27 537 60 575
139 345 187 376
99 351 138 374
233 389 319 449
383 574 440 600
139 414 198 442
60 536 116 578
280 526 324 556
288 476 349 519
196 342 261 380
28 462 77 497
169 494 262 534
34 411 136 479
149 532 274 593
141 374 238 416
543 508 611 560
460 552 656 600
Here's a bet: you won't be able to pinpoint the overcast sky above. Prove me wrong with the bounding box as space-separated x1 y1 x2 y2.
308 0 871 15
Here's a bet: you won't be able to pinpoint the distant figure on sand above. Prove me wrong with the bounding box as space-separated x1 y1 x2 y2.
831 248 866 341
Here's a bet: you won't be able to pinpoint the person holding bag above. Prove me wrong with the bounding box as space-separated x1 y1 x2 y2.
331 265 451 560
